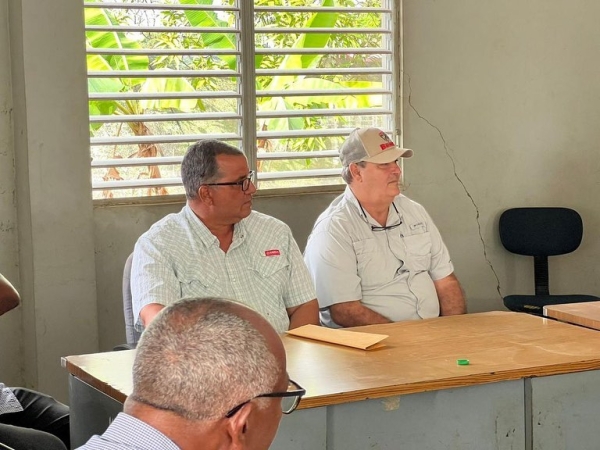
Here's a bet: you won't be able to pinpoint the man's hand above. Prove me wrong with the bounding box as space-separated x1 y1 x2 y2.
287 299 320 329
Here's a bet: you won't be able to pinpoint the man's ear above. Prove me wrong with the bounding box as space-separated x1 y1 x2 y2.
198 185 213 204
226 403 253 449
349 163 362 182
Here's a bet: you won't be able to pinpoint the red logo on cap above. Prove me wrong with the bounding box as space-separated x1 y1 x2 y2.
264 249 280 257
378 131 395 151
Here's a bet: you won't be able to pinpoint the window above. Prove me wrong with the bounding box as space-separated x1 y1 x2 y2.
85 0 398 199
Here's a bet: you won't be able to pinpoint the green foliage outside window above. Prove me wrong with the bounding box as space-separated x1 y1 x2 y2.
86 0 391 198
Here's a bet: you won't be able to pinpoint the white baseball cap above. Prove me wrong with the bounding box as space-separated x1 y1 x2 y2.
339 128 413 166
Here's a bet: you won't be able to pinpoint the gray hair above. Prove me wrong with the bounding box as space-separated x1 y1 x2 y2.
130 297 280 421
340 161 366 184
181 140 245 199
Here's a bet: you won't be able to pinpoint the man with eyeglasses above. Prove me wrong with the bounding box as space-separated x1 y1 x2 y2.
304 128 466 328
131 139 319 334
77 297 305 450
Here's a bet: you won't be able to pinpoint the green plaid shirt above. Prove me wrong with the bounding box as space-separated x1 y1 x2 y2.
132 206 316 334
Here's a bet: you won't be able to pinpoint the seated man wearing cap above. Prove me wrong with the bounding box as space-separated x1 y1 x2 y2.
304 128 466 328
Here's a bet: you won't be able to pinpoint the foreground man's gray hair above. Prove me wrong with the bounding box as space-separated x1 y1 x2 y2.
130 297 280 421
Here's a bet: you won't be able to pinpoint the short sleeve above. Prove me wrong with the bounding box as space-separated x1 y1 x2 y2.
131 237 180 331
304 221 363 308
281 226 317 308
419 207 454 281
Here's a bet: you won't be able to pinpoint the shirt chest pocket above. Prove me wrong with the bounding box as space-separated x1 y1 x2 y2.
403 232 432 272
352 238 389 287
250 255 289 296
252 255 289 278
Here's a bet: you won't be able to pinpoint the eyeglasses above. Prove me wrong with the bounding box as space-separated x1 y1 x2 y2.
225 379 306 418
203 171 256 192
357 201 403 232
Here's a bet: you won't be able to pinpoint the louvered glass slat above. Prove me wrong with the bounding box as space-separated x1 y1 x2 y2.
91 150 340 172
94 178 184 190
84 2 238 12
89 91 241 100
256 68 391 76
255 27 390 34
256 88 390 97
257 108 391 119
255 7 390 13
91 133 241 146
87 25 237 34
90 112 242 124
85 0 397 200
92 169 344 191
88 48 240 55
88 70 239 78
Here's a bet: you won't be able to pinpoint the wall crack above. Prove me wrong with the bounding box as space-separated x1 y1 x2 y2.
405 73 502 301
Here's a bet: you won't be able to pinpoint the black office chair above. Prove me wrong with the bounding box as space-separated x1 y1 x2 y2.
113 253 141 350
499 207 599 315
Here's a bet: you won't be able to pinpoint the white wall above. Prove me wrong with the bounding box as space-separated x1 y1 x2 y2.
1 0 99 401
0 0 22 385
403 0 600 312
2 0 600 401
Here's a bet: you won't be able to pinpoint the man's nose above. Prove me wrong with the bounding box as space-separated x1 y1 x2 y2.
247 179 258 194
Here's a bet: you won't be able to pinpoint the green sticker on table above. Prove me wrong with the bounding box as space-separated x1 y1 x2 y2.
457 359 470 365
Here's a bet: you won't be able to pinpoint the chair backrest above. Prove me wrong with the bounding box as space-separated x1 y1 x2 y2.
499 207 583 256
499 207 583 296
123 252 141 346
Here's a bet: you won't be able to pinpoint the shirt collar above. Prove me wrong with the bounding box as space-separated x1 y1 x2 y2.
184 204 247 249
102 413 180 449
343 186 398 227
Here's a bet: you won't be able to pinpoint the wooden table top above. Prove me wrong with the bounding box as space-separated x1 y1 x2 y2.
544 301 600 331
63 311 600 410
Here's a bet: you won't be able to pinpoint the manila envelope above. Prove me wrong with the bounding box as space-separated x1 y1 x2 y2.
286 324 388 350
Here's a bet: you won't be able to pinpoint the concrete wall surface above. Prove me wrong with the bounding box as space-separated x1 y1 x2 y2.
0 0 22 385
402 0 600 313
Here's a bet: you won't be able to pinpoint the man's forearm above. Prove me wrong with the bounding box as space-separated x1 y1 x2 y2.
287 299 320 329
435 273 466 316
330 301 392 327
0 274 20 317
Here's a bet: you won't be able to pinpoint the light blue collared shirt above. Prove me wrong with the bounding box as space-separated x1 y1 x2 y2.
76 413 180 450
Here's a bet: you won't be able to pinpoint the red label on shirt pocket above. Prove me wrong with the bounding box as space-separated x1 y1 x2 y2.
264 249 281 257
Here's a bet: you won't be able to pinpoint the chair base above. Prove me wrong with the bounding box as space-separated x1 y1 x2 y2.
503 294 600 316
